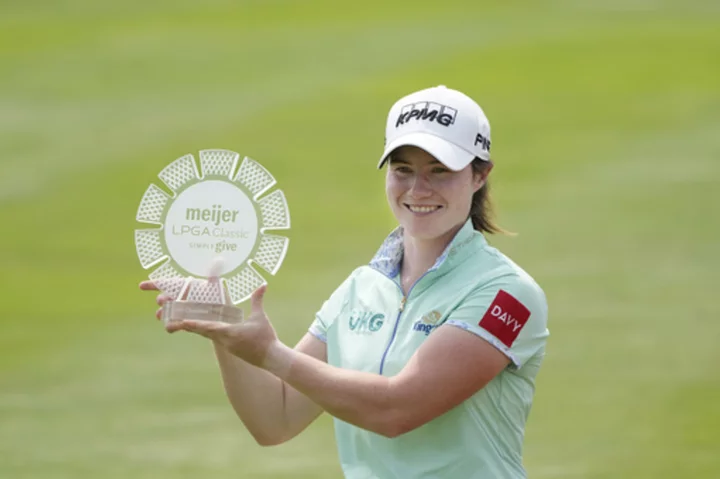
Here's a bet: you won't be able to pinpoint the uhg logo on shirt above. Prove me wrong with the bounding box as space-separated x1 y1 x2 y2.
478 290 531 347
348 310 385 334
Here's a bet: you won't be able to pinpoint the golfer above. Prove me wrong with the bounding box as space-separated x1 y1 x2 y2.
141 85 549 479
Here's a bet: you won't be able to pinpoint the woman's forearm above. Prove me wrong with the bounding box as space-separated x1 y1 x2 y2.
213 342 321 445
263 342 403 438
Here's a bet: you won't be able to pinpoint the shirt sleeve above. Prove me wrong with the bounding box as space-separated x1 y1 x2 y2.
445 274 549 369
308 269 358 343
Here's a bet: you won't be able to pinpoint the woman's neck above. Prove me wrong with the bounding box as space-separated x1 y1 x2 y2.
399 225 461 294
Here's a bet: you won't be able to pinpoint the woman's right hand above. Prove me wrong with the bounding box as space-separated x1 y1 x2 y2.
139 280 175 320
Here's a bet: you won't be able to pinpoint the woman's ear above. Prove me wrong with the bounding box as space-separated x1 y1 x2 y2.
472 161 493 192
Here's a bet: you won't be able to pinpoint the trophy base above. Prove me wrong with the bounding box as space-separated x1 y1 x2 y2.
162 301 243 324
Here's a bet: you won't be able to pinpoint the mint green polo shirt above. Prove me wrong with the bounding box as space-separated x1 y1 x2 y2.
309 219 549 479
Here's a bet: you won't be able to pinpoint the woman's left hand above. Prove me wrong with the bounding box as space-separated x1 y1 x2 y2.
166 284 278 367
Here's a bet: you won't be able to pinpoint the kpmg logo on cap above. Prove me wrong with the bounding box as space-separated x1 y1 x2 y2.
396 102 457 128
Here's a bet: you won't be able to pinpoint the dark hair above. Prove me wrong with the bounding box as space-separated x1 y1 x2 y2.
469 159 513 235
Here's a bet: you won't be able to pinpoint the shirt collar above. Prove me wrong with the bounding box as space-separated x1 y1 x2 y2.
369 218 483 278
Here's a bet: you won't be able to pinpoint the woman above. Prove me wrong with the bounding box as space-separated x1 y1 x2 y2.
141 85 549 479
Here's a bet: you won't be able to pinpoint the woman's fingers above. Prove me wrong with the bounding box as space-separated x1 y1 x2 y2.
156 294 172 306
166 319 226 338
141 281 173 320
139 280 158 291
250 284 268 316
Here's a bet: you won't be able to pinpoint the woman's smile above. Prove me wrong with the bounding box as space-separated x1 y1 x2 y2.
404 204 443 215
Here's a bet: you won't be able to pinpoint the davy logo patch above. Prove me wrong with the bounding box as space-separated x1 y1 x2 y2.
479 290 530 347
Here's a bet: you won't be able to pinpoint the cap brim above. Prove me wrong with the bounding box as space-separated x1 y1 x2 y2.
377 132 476 171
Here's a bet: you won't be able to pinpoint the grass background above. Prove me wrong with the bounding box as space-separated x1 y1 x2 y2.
1 1 718 477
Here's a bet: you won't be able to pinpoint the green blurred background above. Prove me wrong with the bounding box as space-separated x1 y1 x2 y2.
1 1 718 478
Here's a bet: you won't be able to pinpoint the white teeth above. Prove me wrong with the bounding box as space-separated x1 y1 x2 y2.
408 205 439 213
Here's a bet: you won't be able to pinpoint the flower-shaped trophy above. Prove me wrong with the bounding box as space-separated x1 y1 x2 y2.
135 149 290 323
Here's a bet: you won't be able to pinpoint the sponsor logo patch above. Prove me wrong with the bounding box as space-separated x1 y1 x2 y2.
474 133 491 152
412 310 443 336
396 102 457 128
478 290 530 347
348 310 386 334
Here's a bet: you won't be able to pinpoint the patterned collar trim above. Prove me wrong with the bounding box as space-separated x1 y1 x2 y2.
369 219 480 278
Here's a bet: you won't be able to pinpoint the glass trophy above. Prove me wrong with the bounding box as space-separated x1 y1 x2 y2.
135 149 290 324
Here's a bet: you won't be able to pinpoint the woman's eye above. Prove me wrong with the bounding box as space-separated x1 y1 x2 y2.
394 167 412 174
432 167 450 174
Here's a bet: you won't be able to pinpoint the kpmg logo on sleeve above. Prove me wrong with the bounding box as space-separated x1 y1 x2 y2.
395 102 458 128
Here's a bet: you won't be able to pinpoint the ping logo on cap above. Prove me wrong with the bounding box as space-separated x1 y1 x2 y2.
396 102 457 128
475 133 491 152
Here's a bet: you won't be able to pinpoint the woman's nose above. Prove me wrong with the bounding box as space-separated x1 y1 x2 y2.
408 174 432 197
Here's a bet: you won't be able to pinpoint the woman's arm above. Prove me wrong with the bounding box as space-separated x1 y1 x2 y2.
169 285 509 439
262 325 509 438
214 333 326 446
141 280 326 446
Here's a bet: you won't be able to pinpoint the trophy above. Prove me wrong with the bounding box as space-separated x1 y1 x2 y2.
134 149 290 324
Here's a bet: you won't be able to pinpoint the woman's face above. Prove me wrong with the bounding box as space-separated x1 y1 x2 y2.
385 146 485 242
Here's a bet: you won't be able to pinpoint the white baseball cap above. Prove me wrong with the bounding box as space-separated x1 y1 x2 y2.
378 85 492 171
